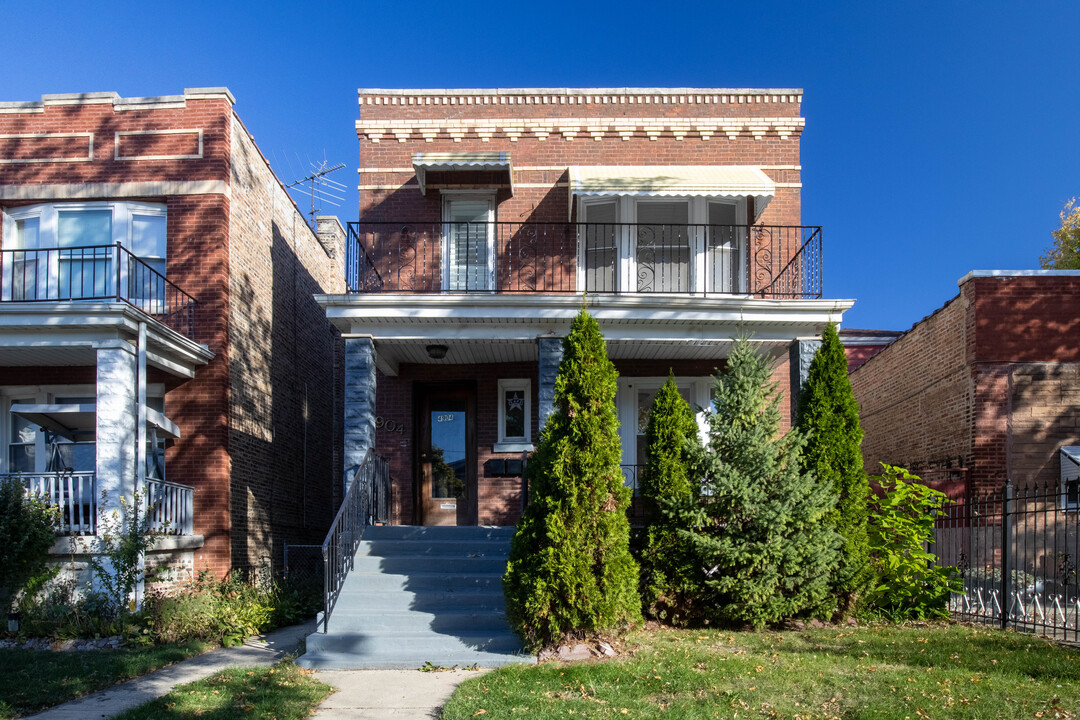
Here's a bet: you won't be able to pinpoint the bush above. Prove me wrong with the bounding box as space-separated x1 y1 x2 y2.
668 338 841 627
865 465 962 619
796 323 872 616
639 373 702 624
88 491 163 616
0 477 59 614
503 307 641 650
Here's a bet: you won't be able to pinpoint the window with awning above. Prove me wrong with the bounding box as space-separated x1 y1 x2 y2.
413 152 513 196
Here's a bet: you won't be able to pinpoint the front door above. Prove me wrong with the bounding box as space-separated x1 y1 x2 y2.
417 385 477 526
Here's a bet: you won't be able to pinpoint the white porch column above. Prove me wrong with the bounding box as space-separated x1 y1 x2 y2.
96 340 138 511
344 336 377 494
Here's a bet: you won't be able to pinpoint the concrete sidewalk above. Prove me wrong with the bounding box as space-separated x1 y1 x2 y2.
24 621 315 719
311 668 486 719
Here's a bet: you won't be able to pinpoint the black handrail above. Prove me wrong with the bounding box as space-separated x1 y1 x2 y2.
0 243 197 338
346 221 823 299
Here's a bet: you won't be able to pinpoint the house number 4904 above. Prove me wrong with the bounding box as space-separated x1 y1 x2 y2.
375 416 404 434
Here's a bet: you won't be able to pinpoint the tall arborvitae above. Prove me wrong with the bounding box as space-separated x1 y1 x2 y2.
639 372 702 624
503 308 641 650
796 323 871 616
672 338 840 628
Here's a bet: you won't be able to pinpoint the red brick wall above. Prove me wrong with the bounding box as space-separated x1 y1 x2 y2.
355 90 804 284
1 91 343 578
850 288 974 478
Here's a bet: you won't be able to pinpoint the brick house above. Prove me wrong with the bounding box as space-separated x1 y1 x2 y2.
0 88 345 586
319 87 853 527
850 270 1080 506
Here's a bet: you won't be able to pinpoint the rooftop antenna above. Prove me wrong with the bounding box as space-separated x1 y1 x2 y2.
287 160 346 229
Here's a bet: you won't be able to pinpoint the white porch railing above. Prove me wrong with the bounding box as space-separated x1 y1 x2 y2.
2 473 194 537
145 478 194 536
4 471 97 536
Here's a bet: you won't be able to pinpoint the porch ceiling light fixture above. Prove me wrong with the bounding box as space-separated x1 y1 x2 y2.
426 344 449 360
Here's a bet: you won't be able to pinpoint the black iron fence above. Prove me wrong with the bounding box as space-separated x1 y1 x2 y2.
347 221 822 299
0 243 197 338
935 482 1080 641
318 450 391 633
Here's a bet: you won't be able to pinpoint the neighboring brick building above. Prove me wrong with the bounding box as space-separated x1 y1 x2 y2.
320 87 853 527
0 88 345 585
850 270 1080 499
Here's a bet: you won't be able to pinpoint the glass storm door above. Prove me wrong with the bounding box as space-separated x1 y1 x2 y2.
419 387 477 525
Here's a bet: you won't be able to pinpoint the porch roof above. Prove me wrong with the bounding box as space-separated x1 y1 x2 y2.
317 292 853 376
0 302 213 379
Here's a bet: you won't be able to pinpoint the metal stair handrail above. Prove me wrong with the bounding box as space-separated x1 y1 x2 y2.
320 449 390 633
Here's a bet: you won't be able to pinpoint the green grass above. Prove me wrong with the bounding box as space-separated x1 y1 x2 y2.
442 624 1080 719
111 661 333 720
0 640 211 719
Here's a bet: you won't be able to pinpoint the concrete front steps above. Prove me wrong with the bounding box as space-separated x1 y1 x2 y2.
297 525 535 670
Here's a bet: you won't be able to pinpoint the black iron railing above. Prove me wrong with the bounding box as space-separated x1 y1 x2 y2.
346 222 822 299
935 482 1080 642
319 449 391 633
0 243 197 339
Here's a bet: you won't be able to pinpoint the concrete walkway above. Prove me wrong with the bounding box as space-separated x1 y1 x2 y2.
311 668 486 719
24 621 315 719
23 620 492 719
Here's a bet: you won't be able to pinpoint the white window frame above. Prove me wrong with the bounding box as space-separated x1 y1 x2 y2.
576 196 747 294
2 384 165 474
494 378 532 452
615 376 711 483
1 201 167 302
441 192 496 292
1060 447 1080 512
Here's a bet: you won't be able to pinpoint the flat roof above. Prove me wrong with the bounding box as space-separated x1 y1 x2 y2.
958 269 1080 285
358 87 803 96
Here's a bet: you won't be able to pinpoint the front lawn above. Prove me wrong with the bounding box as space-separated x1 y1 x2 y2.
111 662 332 720
0 640 211 719
442 624 1079 719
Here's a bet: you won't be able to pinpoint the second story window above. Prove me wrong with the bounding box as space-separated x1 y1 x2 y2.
2 201 167 302
442 195 495 292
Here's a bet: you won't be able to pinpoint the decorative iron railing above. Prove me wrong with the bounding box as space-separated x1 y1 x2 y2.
346 222 823 299
4 471 97 536
0 243 197 338
935 482 1080 642
146 478 194 536
318 449 391 633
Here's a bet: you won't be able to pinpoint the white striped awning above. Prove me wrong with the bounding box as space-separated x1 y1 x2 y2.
568 165 775 219
412 152 513 195
11 403 181 440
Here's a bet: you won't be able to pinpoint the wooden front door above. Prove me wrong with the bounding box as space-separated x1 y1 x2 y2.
417 385 477 526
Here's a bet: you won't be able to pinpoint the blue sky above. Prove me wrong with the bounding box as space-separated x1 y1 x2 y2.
4 0 1077 330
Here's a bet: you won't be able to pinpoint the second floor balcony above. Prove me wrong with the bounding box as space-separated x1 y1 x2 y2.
347 221 822 300
0 243 197 339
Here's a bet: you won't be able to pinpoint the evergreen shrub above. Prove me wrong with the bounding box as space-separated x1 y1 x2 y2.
503 307 641 650
796 323 872 616
669 338 840 627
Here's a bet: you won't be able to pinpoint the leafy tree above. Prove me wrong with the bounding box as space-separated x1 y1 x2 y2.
796 323 871 617
503 307 641 650
639 372 702 624
1040 197 1080 269
865 465 961 619
0 478 59 613
670 338 840 627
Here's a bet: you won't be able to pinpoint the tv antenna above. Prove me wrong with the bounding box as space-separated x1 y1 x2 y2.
287 161 346 229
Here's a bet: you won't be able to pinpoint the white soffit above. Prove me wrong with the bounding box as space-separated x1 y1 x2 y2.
568 165 775 219
412 152 513 195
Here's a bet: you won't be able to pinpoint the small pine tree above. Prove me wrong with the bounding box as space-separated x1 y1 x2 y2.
503 307 641 650
671 338 840 628
639 372 702 624
796 323 871 617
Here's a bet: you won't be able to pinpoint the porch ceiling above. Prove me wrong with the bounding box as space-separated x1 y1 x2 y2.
320 293 852 375
0 302 213 379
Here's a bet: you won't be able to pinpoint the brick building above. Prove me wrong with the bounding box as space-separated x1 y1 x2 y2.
319 87 853 527
850 270 1080 503
0 88 345 585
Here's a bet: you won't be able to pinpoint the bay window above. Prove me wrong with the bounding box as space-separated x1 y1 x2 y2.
1 201 167 302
